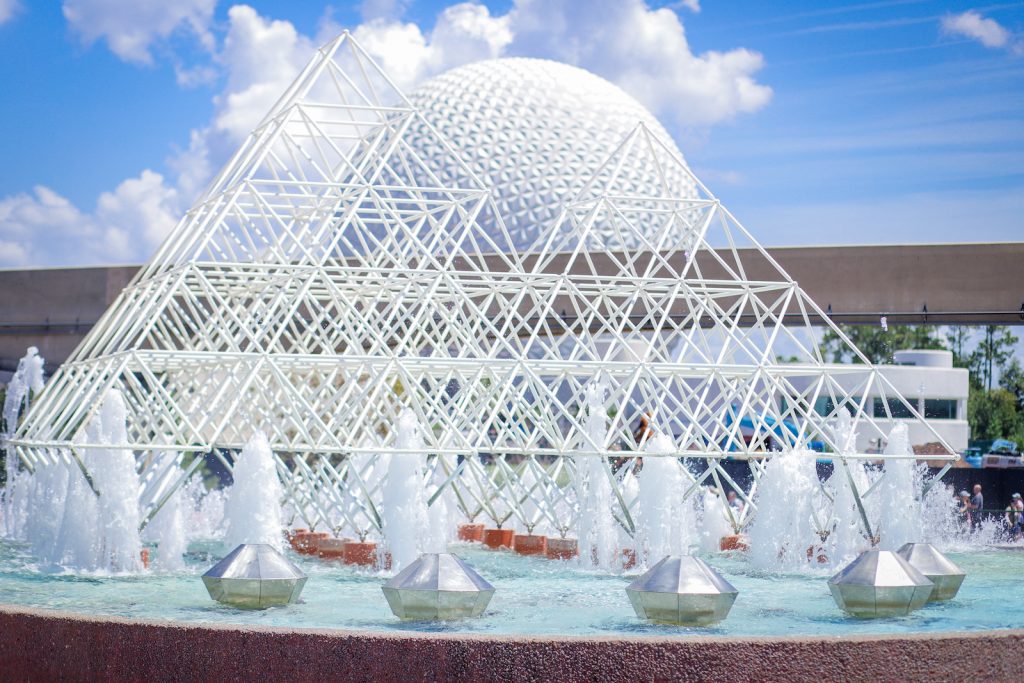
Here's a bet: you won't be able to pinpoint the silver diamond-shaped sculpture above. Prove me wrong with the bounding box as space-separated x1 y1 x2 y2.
828 549 933 617
625 555 738 626
202 543 307 609
381 553 494 620
896 542 965 601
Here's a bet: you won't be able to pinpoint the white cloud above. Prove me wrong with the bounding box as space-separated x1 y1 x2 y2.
0 240 28 266
352 3 512 92
941 10 1014 50
349 0 769 126
97 169 180 249
213 5 317 140
0 0 20 26
7 1 771 266
0 172 180 266
62 0 216 64
506 0 771 126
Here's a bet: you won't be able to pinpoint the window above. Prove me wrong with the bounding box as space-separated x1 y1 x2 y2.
873 397 915 419
814 396 863 417
924 399 957 420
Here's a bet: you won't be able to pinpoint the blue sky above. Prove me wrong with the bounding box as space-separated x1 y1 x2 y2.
0 0 1021 267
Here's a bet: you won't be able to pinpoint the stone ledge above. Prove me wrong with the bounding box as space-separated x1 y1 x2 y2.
2 603 1022 682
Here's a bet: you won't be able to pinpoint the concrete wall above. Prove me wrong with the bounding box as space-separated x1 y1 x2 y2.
2 242 1022 377
0 265 137 377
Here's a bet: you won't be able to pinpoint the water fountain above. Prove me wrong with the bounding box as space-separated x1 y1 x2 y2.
748 449 821 571
224 431 283 551
575 381 617 568
828 549 933 617
380 408 430 571
1 347 45 537
625 555 738 626
637 433 687 566
1 30 1016 681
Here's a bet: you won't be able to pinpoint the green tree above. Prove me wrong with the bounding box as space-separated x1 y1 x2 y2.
969 388 1024 443
819 324 945 365
972 325 1019 390
946 326 975 367
999 357 1024 412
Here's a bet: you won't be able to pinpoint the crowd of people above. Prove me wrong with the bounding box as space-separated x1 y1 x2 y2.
958 484 1024 541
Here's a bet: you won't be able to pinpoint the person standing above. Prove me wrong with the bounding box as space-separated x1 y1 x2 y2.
970 484 984 530
1005 492 1023 542
957 491 972 532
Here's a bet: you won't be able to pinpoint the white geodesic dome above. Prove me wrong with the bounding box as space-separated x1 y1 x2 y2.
405 58 698 250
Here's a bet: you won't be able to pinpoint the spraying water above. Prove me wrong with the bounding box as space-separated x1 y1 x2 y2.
748 449 820 571
224 431 283 550
53 455 99 569
699 488 733 553
39 390 143 572
637 433 683 566
90 390 143 572
825 460 873 566
143 455 188 572
575 381 617 568
381 408 429 571
24 459 69 563
2 347 46 536
876 423 923 550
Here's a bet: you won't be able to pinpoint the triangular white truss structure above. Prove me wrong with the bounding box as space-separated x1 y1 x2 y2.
9 32 955 541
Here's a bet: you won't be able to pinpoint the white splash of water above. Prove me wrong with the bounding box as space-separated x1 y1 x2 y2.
89 390 143 572
2 347 46 536
575 381 617 569
224 431 283 550
424 489 449 554
638 433 684 566
143 458 188 572
25 459 69 562
748 449 820 571
699 488 733 553
53 456 99 569
381 408 429 571
832 408 857 456
184 476 226 540
825 460 873 566
876 423 923 550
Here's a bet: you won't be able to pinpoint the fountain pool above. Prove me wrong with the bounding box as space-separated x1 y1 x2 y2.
1 539 1020 638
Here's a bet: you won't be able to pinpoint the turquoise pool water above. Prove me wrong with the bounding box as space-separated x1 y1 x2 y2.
1 539 1020 637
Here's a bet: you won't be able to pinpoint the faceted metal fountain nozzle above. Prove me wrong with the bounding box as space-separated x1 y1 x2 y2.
381 553 494 620
202 543 307 609
828 549 933 617
895 542 965 601
625 555 738 626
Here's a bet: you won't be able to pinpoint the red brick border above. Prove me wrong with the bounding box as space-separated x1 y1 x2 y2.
2 604 1022 682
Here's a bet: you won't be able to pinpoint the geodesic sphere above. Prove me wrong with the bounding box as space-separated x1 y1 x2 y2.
406 58 697 250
